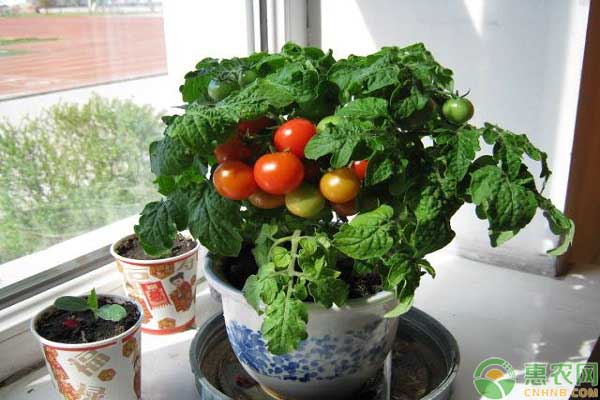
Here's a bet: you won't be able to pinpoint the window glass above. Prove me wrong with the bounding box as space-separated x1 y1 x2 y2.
0 1 252 280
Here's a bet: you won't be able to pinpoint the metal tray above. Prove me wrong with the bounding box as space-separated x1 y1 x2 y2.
189 308 459 400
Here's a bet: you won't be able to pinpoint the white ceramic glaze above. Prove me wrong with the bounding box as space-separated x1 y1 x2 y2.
204 256 399 400
111 234 200 334
31 294 142 400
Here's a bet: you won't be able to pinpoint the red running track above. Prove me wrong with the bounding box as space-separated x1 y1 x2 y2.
0 15 167 99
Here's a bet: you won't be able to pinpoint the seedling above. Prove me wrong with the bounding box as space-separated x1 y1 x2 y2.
54 289 127 322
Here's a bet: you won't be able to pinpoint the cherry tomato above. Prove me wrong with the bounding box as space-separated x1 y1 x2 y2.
351 160 368 181
238 69 257 87
214 136 252 163
213 161 257 200
320 168 360 203
248 190 285 209
237 117 273 136
331 199 358 217
285 184 325 218
442 98 474 125
207 79 238 102
303 160 320 183
254 152 305 195
273 118 317 158
316 115 342 132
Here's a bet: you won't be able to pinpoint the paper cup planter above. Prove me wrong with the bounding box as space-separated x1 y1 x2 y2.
110 235 200 335
31 294 143 400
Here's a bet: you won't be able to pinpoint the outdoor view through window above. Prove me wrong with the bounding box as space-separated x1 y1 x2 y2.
0 1 167 267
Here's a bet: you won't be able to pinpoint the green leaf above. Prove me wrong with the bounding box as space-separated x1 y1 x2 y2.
87 289 98 310
470 165 537 232
333 205 394 259
392 86 429 120
365 153 394 186
149 135 194 177
97 304 128 322
308 278 349 308
242 275 261 312
538 197 575 256
261 291 308 355
482 123 551 185
335 97 389 119
434 127 481 182
271 246 292 270
54 296 90 312
134 200 178 257
384 290 415 318
259 277 280 305
419 259 436 278
188 184 243 257
304 119 374 168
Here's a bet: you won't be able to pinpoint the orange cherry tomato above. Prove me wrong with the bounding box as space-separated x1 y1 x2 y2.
351 160 368 181
214 136 252 163
248 190 285 209
254 152 305 195
237 117 273 136
273 118 317 158
319 168 360 203
213 160 258 200
331 200 358 217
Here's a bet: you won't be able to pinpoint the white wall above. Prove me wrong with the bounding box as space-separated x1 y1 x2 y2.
314 0 590 274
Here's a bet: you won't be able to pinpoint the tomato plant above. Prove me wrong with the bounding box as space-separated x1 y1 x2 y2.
442 97 474 125
351 160 368 181
285 184 325 218
139 42 574 357
214 136 252 163
273 118 317 158
213 161 257 200
248 190 285 209
254 152 305 195
319 168 360 203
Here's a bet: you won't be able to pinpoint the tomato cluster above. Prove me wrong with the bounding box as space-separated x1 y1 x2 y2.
212 116 369 219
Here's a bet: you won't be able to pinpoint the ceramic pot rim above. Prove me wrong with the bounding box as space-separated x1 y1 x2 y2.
110 233 200 266
31 293 143 350
204 254 396 312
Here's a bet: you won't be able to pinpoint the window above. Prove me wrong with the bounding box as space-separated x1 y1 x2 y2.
0 1 255 295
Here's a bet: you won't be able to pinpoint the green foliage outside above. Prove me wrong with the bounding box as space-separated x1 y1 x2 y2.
0 95 163 264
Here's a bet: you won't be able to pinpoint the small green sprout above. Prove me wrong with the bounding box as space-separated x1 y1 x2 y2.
54 289 127 322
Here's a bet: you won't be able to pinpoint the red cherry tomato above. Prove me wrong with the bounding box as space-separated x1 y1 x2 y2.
214 136 252 163
303 160 320 183
351 160 368 181
254 152 304 195
237 117 273 136
273 118 317 158
248 190 285 209
213 161 258 200
331 200 358 217
320 168 361 203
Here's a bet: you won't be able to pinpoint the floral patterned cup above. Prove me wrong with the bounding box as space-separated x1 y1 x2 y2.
31 294 143 400
110 234 200 334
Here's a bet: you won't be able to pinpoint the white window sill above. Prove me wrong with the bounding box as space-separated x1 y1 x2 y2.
1 254 599 399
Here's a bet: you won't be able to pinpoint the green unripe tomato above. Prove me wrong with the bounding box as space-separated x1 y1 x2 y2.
238 69 257 87
316 115 342 132
442 98 474 125
285 184 325 218
207 78 238 102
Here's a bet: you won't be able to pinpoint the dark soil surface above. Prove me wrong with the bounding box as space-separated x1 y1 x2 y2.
116 234 196 260
220 243 382 300
36 297 140 344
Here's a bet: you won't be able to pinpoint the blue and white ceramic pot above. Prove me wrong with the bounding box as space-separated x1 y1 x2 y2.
204 256 400 400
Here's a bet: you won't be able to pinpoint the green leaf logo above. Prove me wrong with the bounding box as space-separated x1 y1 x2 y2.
473 357 516 399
